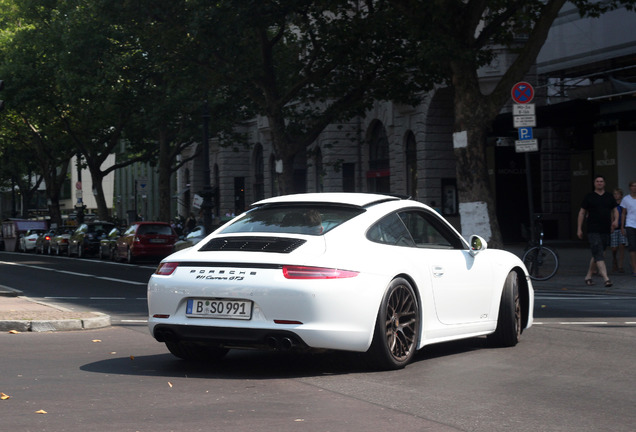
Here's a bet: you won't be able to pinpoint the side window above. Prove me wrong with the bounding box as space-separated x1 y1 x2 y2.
367 213 415 247
124 225 136 236
398 210 464 249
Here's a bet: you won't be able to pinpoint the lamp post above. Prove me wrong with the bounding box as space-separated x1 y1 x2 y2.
201 101 213 234
75 152 85 224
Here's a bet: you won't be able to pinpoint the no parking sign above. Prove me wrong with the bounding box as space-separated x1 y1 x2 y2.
511 82 534 104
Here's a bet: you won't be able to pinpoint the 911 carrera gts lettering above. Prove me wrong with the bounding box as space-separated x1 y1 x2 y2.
195 275 244 280
189 268 258 281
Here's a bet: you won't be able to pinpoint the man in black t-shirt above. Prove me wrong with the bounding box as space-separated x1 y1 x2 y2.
577 175 619 287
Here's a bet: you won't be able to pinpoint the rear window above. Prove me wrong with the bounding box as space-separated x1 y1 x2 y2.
88 224 114 233
137 224 173 235
219 205 364 236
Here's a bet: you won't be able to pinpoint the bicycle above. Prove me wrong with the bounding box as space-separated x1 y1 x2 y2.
522 215 559 281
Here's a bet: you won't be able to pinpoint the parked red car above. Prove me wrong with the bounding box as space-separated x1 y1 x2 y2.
115 221 177 263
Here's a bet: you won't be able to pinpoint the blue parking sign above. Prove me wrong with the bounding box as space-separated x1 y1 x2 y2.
518 127 533 140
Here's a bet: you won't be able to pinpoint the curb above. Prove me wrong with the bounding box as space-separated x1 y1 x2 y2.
0 313 111 332
0 285 111 332
0 285 23 297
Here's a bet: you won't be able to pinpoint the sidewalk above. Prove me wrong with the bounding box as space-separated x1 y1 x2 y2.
0 285 110 332
1 244 634 332
506 243 636 295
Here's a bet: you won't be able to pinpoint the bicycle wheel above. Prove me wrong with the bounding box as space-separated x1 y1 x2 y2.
522 246 559 281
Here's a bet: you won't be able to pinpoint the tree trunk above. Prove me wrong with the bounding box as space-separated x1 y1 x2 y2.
92 175 109 221
451 64 503 247
267 111 298 196
157 130 172 222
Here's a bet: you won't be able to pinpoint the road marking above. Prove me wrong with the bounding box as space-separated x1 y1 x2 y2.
99 277 146 285
45 296 145 300
535 294 636 300
0 260 147 286
533 321 636 325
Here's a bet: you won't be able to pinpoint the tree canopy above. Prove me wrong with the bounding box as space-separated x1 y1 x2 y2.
1 0 635 239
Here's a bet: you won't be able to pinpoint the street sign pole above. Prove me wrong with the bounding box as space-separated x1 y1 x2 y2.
511 81 536 235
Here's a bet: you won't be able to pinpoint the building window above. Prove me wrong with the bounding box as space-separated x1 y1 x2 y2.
405 131 417 199
343 163 355 192
253 144 264 201
270 155 279 196
367 121 390 193
315 147 324 192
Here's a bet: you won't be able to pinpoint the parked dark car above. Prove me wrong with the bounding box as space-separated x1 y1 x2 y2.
115 221 177 263
35 229 57 254
98 227 123 260
68 221 115 258
49 227 74 255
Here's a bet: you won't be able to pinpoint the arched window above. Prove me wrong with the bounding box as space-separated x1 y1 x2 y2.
270 154 279 196
253 144 264 201
315 147 324 192
367 121 390 193
184 168 191 215
405 131 417 199
213 164 220 217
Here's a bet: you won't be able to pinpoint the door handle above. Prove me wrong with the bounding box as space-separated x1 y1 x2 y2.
432 266 444 277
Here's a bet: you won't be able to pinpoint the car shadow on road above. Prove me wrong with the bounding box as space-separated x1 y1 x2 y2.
80 337 491 379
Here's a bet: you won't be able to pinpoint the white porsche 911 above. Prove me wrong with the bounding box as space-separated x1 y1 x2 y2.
148 193 533 370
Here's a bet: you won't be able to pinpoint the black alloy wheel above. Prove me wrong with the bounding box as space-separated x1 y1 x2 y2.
488 271 521 347
367 277 420 370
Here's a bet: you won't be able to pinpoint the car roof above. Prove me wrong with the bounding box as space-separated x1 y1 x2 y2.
251 193 402 208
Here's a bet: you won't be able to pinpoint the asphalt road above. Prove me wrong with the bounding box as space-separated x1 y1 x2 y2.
1 320 635 431
1 251 636 431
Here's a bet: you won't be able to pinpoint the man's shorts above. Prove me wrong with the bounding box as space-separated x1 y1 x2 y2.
626 227 636 252
588 232 610 262
611 229 628 248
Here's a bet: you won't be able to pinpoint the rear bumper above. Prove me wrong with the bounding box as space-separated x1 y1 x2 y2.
132 244 174 258
152 323 308 351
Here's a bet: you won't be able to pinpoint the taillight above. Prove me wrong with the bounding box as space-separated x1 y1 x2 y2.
282 265 358 279
156 262 179 275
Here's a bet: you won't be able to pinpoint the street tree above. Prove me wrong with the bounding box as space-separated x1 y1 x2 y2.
390 0 636 246
178 0 427 195
0 2 77 225
0 0 157 222
95 0 249 222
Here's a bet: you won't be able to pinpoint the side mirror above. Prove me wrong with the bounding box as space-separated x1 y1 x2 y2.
469 235 487 255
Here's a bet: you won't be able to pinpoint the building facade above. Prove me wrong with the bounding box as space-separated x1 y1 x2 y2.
177 5 636 242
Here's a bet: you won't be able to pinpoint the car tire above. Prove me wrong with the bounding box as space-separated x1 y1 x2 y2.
366 277 419 370
487 271 521 347
165 341 229 362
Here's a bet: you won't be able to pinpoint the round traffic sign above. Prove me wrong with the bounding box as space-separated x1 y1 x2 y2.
511 82 534 104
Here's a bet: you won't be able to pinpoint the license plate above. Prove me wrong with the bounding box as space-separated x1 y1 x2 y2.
149 238 166 243
186 299 252 320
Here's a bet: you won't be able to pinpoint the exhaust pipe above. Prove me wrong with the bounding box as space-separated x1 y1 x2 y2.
281 337 294 350
266 336 280 350
154 328 177 342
